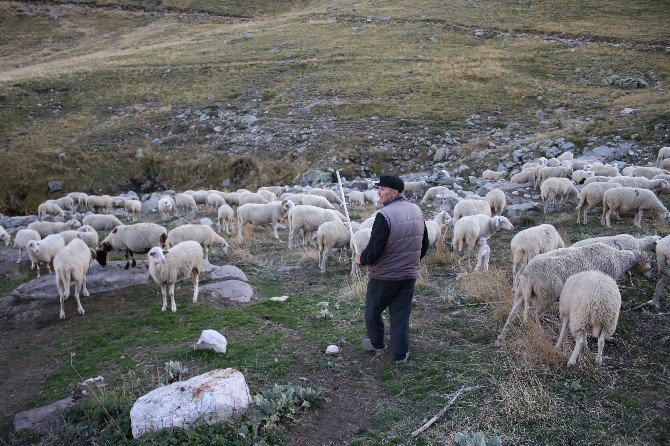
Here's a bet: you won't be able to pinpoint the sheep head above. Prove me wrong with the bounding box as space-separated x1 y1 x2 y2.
493 216 513 230
1 233 10 246
67 219 82 229
148 247 167 263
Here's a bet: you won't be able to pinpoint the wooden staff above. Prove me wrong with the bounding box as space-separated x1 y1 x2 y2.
336 170 358 254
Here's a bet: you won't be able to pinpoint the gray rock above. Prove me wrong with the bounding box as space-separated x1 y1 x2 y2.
47 181 63 193
199 280 253 303
433 170 451 182
199 218 214 227
239 114 258 127
457 165 470 174
295 169 332 186
620 107 637 116
592 145 616 159
213 126 222 133
655 123 667 131
14 396 75 433
141 193 162 215
557 140 576 152
151 138 163 146
0 215 39 230
614 77 649 89
203 263 248 282
506 202 542 217
433 147 450 162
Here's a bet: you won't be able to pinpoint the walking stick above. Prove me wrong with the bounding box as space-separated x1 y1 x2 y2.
336 170 358 255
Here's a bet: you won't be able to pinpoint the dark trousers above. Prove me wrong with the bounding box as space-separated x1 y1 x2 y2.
364 277 416 355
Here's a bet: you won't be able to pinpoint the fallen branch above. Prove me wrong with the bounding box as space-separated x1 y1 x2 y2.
623 300 656 313
410 385 483 438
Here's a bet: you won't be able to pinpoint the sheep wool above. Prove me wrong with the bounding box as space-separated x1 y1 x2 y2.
166 224 229 261
217 203 235 235
572 234 660 253
555 271 621 366
421 186 453 204
630 166 669 180
287 205 345 250
0 225 10 246
82 214 124 231
452 215 513 262
540 177 579 214
98 223 168 269
350 227 372 276
575 182 622 224
175 193 197 216
652 235 670 308
26 234 66 277
54 238 96 320
485 189 506 215
237 200 294 241
482 170 504 181
601 187 670 228
308 188 342 205
317 220 361 272
148 240 203 313
453 199 492 223
301 194 336 210
14 228 41 264
348 190 365 206
37 202 65 220
27 219 81 238
510 224 565 274
157 196 175 219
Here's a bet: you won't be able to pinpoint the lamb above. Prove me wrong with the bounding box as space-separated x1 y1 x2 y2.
601 187 670 228
452 215 513 263
166 224 228 261
67 192 88 209
425 211 451 247
348 190 365 206
316 220 361 272
0 225 10 246
575 182 621 224
26 234 65 277
217 203 235 234
237 200 294 241
114 197 142 221
85 195 114 213
82 214 124 231
97 223 168 269
59 225 99 249
308 188 342 205
482 170 504 181
175 193 197 215
27 219 81 238
572 169 596 184
301 194 336 210
237 192 270 206
54 238 97 319
510 171 535 184
206 192 226 210
14 229 41 264
510 224 565 274
652 235 670 308
421 186 453 204
555 271 621 366
572 234 660 253
584 163 620 177
37 202 65 220
157 196 175 219
495 243 650 346
288 205 346 250
359 213 378 230
224 192 241 206
350 227 372 275
485 189 506 215
403 181 427 197
535 166 569 189
608 176 669 194
148 241 203 313
540 177 580 214
453 199 492 223
474 237 490 271
630 166 669 180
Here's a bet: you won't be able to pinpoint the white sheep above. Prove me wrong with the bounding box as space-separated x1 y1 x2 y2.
257 189 278 202
546 158 561 167
27 219 81 238
166 224 228 261
206 192 226 211
583 176 612 185
175 193 197 215
510 171 535 184
601 187 670 228
288 205 345 250
186 190 209 205
98 223 168 269
452 215 513 265
217 203 235 234
510 224 565 275
557 151 574 162
575 182 622 224
237 200 294 241
85 195 114 213
652 235 670 308
26 234 65 277
308 188 342 204
540 177 580 213
316 220 361 272
363 190 380 205
608 176 669 194
572 234 660 253
555 271 621 366
301 194 336 210
495 243 650 346
148 241 203 313
350 227 372 275
584 163 619 177
535 166 569 189
54 238 97 319
453 199 492 223
258 186 287 196
82 214 124 231
630 166 669 180
14 229 40 264
37 202 65 220
474 237 490 271
67 192 88 209
348 190 365 206
485 189 506 215
421 186 452 204
425 211 451 247
571 169 596 184
59 226 100 249
157 196 175 219
237 192 270 206
659 159 670 170
403 181 427 197
657 147 670 163
224 192 241 206
114 197 142 221
482 170 504 181
0 225 10 246
279 193 305 205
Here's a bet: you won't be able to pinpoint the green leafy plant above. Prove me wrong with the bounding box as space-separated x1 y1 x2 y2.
454 431 502 446
164 361 189 383
250 384 326 437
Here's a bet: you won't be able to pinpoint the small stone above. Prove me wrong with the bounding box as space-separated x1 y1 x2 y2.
620 107 637 116
523 194 532 199
532 195 540 200
47 181 63 193
277 265 303 272
270 295 289 302
151 138 163 146
213 126 222 133
511 191 519 196
325 345 340 355
194 329 228 353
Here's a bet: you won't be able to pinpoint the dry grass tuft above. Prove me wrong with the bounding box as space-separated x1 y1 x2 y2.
339 271 367 301
459 267 513 318
495 359 560 422
504 321 566 369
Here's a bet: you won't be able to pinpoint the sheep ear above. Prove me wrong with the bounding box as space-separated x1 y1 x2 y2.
90 248 97 260
111 227 118 234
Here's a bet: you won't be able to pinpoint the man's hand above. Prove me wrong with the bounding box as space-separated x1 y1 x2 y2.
354 253 361 265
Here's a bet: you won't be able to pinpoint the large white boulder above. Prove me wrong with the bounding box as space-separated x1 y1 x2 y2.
130 368 251 438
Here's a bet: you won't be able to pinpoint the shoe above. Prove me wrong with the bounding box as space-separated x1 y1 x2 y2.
362 338 387 352
394 352 409 364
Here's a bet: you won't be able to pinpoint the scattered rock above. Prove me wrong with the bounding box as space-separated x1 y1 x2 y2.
199 280 253 303
620 108 637 116
151 138 163 146
295 169 332 186
506 202 542 217
130 368 251 438
0 215 39 230
14 396 75 433
433 147 450 162
47 181 63 194
325 345 340 355
194 329 228 353
203 263 248 282
270 295 289 302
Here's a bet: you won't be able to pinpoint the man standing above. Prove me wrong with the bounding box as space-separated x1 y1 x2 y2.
354 174 429 364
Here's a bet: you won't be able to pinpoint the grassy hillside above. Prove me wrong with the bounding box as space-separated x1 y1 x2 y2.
0 0 668 213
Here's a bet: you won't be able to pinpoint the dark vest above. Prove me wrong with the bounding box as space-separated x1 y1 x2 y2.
369 195 425 280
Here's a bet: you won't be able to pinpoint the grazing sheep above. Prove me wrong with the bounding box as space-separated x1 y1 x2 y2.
175 193 197 215
49 196 75 211
186 190 209 205
82 214 124 231
601 187 670 228
495 243 651 346
555 271 621 366
114 197 142 221
421 186 453 204
452 215 513 264
348 190 365 206
608 176 669 194
59 225 99 249
630 166 669 180
37 202 65 220
575 182 622 224
217 203 235 235
572 169 596 184
14 229 41 264
288 205 345 250
425 211 451 247
583 163 620 177
301 194 336 210
535 166 569 189
54 238 97 320
257 189 278 202
224 192 241 206
652 235 670 308
157 196 175 219
510 224 565 275
474 237 490 271
485 189 506 215
0 225 10 246
237 200 294 241
540 177 580 214
572 234 660 253
148 241 203 313
67 192 88 209
279 193 305 205
363 190 380 205
546 158 561 167
403 181 427 197
350 227 372 275
97 223 168 269
166 224 228 261
482 170 505 181
27 219 81 238
317 220 361 272
85 195 114 213
583 176 612 185
453 199 492 223
359 213 378 230
557 151 574 162
308 188 341 205
657 147 670 163
258 186 287 196
510 171 535 184
237 192 270 206
206 192 227 211
26 234 65 277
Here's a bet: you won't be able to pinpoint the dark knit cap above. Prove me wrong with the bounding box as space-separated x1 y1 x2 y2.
376 174 404 193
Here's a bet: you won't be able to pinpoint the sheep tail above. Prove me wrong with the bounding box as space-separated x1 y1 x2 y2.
160 233 168 249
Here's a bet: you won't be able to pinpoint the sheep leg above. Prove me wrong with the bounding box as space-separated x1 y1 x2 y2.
160 284 168 311
605 210 612 227
238 222 244 242
124 250 131 270
57 275 66 320
651 273 670 308
288 228 298 251
583 204 593 224
595 332 606 365
191 271 199 303
321 247 330 273
634 209 643 228
169 283 177 312
47 261 53 274
204 246 209 262
73 280 85 315
272 223 281 240
82 275 90 297
16 248 22 264
36 263 41 278
495 297 523 347
568 331 586 367
555 319 569 350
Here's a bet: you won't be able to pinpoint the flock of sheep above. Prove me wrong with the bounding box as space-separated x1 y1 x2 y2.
1 146 670 367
